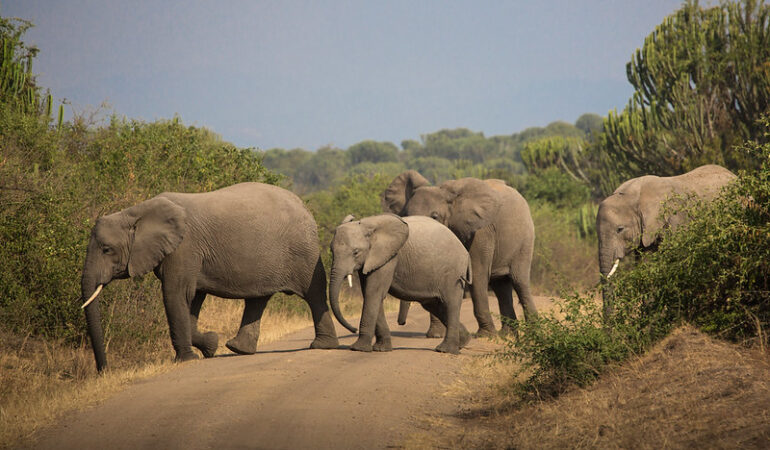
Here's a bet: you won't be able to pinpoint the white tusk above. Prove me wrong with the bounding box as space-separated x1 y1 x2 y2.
607 259 620 278
347 274 353 288
81 284 103 309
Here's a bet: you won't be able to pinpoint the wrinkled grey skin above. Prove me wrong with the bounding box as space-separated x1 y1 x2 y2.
597 164 736 317
329 214 472 354
81 182 338 372
382 171 537 336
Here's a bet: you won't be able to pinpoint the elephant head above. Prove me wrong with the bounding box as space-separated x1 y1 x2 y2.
80 197 186 371
596 176 686 280
328 214 409 334
381 171 502 245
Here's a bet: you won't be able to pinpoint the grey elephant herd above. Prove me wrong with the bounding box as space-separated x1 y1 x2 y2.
79 165 736 371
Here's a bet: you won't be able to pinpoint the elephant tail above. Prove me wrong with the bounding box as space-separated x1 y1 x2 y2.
461 253 472 287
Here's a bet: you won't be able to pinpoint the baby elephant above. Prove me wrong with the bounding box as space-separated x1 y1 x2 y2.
328 214 472 354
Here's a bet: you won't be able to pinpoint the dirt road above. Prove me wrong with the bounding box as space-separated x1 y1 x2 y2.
29 297 555 449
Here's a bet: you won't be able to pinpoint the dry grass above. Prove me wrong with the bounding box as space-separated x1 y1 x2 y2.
0 330 174 449
414 326 770 449
0 294 328 450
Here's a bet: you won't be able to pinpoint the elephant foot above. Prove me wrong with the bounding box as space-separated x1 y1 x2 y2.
350 338 373 352
309 335 340 349
499 323 519 339
373 339 392 352
174 350 200 363
425 326 446 339
434 341 460 355
196 331 219 358
474 326 497 339
225 335 257 355
459 328 472 349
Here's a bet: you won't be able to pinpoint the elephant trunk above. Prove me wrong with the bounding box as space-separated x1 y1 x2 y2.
82 276 107 372
328 268 358 333
598 243 618 320
397 300 411 325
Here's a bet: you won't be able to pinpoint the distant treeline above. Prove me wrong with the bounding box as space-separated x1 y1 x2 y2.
258 115 602 195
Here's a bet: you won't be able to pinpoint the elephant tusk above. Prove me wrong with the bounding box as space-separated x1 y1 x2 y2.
81 284 103 309
607 259 620 278
347 274 353 288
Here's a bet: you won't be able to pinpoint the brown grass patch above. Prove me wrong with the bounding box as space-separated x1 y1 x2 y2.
415 326 770 449
0 330 174 449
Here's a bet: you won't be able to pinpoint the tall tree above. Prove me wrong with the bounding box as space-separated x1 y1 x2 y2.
596 0 770 194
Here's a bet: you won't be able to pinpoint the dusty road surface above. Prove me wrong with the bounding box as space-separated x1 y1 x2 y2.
29 296 556 449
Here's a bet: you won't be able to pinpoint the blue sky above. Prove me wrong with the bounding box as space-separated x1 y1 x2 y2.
5 1 684 150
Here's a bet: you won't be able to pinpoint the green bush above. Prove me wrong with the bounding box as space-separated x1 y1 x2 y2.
501 292 634 398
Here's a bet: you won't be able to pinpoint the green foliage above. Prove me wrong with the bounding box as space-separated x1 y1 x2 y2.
521 167 591 209
521 136 591 189
0 17 39 114
0 103 279 344
594 0 770 195
501 292 635 397
574 113 603 136
346 140 399 165
260 120 589 195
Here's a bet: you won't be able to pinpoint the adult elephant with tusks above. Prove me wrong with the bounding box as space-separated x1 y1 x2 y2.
382 171 538 337
80 182 339 372
596 164 736 318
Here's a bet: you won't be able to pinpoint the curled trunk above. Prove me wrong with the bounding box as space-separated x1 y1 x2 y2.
328 269 358 333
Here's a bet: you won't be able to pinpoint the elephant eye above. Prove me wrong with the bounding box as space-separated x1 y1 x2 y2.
352 248 361 256
616 226 625 233
102 246 113 255
430 212 440 220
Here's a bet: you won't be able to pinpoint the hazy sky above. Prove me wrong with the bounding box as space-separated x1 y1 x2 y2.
5 1 683 150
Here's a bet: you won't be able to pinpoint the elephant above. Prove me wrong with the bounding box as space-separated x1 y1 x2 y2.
382 171 537 336
80 182 339 372
596 164 736 316
328 214 472 354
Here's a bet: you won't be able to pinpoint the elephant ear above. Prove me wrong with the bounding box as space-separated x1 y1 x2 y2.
639 179 681 248
442 178 501 244
362 214 409 274
125 197 187 277
381 170 431 215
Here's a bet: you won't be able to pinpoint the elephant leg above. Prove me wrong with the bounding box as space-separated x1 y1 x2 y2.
373 304 392 352
468 273 496 337
490 278 517 336
226 296 270 355
512 241 538 321
161 279 199 362
468 241 496 337
425 312 447 338
189 291 219 358
421 299 463 354
305 258 340 349
352 260 396 352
